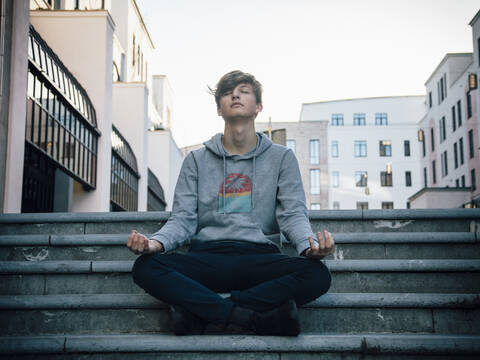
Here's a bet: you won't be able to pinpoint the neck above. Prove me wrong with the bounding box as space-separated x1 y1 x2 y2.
222 120 257 155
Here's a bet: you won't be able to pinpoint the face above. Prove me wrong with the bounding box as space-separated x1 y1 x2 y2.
217 83 263 121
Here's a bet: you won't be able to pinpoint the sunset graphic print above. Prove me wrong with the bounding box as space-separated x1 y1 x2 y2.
218 173 252 213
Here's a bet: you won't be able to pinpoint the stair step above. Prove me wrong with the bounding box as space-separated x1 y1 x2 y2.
3 293 478 309
1 209 479 236
1 293 478 335
2 259 479 273
2 260 480 295
0 334 479 357
1 232 479 260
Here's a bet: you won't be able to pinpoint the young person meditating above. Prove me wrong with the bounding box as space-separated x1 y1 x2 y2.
127 70 334 336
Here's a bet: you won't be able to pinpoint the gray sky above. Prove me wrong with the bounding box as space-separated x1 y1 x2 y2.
137 0 480 148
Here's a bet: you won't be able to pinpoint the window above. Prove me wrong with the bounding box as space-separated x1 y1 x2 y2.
424 167 427 188
422 133 426 157
132 35 136 66
379 140 392 156
432 160 437 184
380 171 392 186
354 113 366 126
354 141 367 157
286 139 296 154
478 37 480 66
469 130 475 159
438 74 447 103
356 202 368 210
454 142 458 169
405 171 412 187
355 171 368 187
430 128 435 151
471 169 477 191
311 203 321 210
457 100 462 127
382 202 394 209
456 178 460 187
467 92 473 119
331 114 344 126
452 105 456 132
439 117 446 142
404 140 410 157
429 92 432 108
441 151 448 177
332 171 339 187
460 137 465 164
331 141 339 158
333 201 340 210
310 139 320 164
375 113 388 125
310 169 320 194
462 175 466 187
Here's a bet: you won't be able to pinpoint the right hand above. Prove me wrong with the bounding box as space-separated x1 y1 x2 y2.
127 230 164 254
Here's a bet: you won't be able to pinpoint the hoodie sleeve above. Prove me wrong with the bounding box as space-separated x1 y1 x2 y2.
275 149 316 256
149 152 198 252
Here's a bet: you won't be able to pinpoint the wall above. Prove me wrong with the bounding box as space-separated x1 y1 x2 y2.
30 11 115 212
112 82 149 210
2 0 29 213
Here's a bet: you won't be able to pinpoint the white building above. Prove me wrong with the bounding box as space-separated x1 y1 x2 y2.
0 0 182 213
258 96 425 210
410 11 480 208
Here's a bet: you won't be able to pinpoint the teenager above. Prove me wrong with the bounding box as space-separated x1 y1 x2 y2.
128 70 334 336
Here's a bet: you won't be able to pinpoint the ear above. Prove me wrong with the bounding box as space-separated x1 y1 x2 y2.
256 103 263 114
217 107 223 117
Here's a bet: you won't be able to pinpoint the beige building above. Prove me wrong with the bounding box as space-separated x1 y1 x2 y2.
255 121 329 209
1 0 182 213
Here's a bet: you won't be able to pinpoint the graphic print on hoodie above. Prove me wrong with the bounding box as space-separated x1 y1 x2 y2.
218 173 252 213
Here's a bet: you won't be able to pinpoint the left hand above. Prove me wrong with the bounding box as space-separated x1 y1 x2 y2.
304 230 335 259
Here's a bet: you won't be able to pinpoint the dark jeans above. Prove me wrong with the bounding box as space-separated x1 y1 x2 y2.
132 240 332 326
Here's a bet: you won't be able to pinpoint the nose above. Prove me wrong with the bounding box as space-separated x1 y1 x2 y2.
231 88 240 99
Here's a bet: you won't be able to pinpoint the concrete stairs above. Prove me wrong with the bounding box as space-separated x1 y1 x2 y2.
0 209 479 359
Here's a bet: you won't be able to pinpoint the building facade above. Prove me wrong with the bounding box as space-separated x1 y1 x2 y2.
1 0 182 213
258 96 425 210
411 11 480 208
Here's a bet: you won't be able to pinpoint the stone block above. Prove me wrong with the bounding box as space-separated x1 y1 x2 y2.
44 274 141 294
433 309 480 334
330 273 480 293
0 223 84 235
385 244 480 259
0 275 45 295
299 308 433 333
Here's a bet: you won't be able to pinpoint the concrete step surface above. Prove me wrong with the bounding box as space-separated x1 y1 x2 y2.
0 333 479 358
1 259 479 273
3 262 480 295
1 232 479 260
1 293 479 336
1 209 480 236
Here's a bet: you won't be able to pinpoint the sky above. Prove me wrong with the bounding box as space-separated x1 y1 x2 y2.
136 0 480 148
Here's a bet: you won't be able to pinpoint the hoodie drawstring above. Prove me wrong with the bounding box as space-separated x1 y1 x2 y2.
252 155 256 209
222 154 226 215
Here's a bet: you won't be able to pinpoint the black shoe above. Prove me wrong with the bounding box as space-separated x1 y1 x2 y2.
169 304 206 335
228 299 301 336
252 299 301 336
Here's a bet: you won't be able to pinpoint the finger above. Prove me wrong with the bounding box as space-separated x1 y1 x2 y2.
325 233 334 249
308 236 316 249
318 232 325 250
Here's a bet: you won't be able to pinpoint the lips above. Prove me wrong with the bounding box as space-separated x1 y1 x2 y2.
231 103 243 108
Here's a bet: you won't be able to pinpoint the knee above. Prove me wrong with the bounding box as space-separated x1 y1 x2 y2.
131 253 155 286
306 260 332 297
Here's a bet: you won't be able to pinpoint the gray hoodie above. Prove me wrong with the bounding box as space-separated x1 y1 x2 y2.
150 131 315 255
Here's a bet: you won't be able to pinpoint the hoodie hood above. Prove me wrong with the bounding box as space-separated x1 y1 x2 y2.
203 132 273 214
